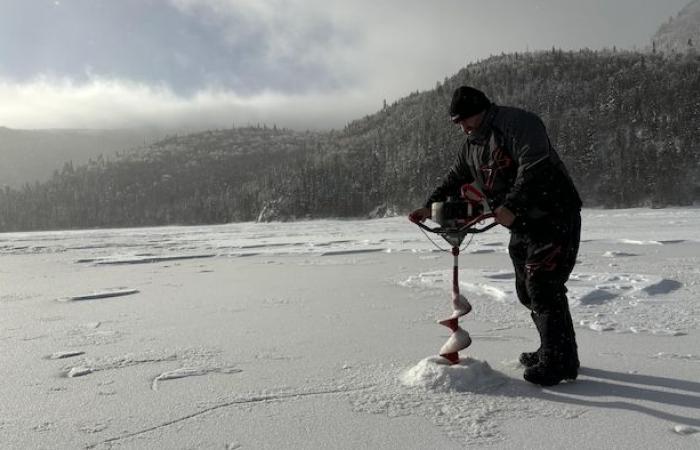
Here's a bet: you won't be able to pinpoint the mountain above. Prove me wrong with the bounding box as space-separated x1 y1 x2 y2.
0 127 166 188
1 48 698 232
651 0 700 54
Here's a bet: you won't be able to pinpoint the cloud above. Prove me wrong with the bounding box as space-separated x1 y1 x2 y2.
166 0 360 93
0 0 355 95
0 75 373 130
0 0 485 129
0 0 691 129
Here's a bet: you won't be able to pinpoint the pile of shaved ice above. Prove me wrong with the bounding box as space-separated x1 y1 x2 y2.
400 356 507 392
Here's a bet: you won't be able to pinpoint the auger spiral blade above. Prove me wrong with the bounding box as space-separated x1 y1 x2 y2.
438 316 459 332
451 292 471 317
440 352 460 365
439 293 471 328
437 246 473 365
439 327 472 362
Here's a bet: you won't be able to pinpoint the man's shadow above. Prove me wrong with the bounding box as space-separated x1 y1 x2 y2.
516 367 700 428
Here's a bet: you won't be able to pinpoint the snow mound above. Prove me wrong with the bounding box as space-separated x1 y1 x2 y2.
60 288 139 302
399 270 511 303
583 320 616 332
651 352 700 362
319 248 384 256
400 356 506 392
568 272 682 305
673 425 699 435
618 239 662 246
603 251 638 258
48 350 85 360
151 366 242 391
461 282 509 302
468 248 496 254
79 253 216 265
66 366 93 378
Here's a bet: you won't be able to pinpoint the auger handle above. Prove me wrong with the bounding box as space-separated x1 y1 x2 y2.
413 213 498 235
462 213 498 233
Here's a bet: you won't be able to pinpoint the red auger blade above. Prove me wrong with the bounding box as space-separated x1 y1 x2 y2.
438 317 459 331
440 352 460 365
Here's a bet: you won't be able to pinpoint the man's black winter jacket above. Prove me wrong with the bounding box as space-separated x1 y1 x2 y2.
426 104 582 232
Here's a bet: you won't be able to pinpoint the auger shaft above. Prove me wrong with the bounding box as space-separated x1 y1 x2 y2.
438 245 472 364
452 246 459 298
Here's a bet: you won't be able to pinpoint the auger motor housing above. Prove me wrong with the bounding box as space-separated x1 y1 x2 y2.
430 196 484 231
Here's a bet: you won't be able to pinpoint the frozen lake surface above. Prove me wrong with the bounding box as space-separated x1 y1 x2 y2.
1 208 699 448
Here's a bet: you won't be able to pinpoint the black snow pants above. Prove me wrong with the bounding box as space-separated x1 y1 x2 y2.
508 211 581 316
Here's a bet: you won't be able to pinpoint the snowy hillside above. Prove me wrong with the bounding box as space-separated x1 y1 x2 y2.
652 0 700 53
1 208 699 448
0 127 164 188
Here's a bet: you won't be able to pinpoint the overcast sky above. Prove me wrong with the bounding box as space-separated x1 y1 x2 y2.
0 0 691 130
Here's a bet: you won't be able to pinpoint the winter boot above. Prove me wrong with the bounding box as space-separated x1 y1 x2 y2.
523 310 578 386
562 299 580 371
520 305 580 373
519 313 541 368
519 350 539 367
523 348 572 386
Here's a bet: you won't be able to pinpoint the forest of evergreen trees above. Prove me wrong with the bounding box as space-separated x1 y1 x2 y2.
1 49 699 232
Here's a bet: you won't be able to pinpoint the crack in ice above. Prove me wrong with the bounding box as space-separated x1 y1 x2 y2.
87 385 375 448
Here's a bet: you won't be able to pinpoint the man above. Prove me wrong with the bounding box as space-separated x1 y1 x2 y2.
410 86 582 386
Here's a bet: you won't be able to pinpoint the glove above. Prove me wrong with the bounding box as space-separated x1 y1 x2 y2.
408 207 430 224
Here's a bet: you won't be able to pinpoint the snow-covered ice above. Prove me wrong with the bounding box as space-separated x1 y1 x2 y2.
1 208 699 448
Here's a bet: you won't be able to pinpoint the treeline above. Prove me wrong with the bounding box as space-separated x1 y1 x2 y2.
1 49 699 232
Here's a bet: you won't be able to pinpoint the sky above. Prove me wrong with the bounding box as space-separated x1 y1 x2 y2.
0 0 692 131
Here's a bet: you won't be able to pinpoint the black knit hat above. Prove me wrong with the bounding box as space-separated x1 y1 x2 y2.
449 86 491 122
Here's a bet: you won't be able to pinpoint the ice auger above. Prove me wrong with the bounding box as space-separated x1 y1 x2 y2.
409 184 497 364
